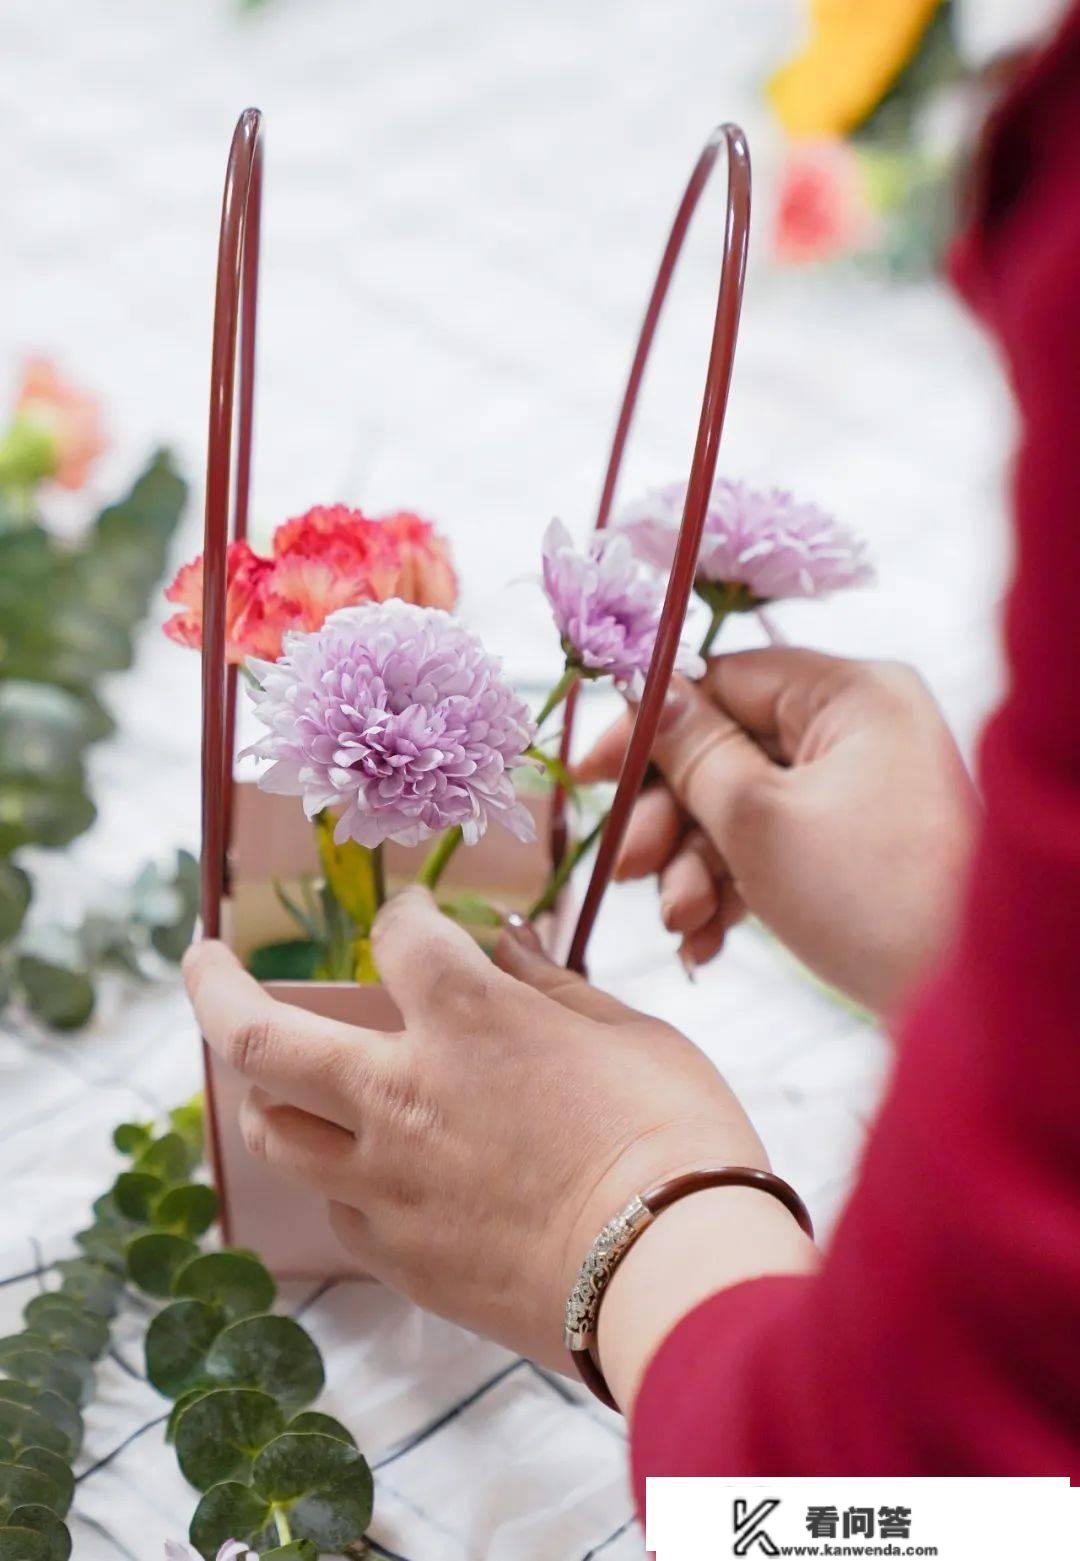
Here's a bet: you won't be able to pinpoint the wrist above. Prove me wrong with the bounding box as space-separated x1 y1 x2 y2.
595 1183 817 1417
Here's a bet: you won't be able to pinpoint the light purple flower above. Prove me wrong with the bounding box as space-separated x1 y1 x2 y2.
620 479 874 603
246 601 536 849
541 519 704 690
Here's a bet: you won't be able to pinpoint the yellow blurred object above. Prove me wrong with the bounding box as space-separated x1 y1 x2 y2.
769 0 944 137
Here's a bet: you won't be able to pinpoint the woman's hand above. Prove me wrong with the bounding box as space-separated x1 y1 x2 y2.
577 648 979 1014
183 890 812 1400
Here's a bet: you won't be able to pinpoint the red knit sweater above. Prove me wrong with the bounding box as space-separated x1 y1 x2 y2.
631 6 1080 1496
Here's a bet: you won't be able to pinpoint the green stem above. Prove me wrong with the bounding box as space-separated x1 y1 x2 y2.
274 1506 293 1545
528 813 606 920
372 842 386 913
418 825 464 890
698 604 729 658
535 665 580 731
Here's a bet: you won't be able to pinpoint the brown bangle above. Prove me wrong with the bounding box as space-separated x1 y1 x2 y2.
564 1165 814 1410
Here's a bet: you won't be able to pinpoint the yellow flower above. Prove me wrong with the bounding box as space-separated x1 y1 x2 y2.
769 0 944 138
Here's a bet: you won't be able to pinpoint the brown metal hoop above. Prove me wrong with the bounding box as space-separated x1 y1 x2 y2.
557 124 751 973
200 107 263 945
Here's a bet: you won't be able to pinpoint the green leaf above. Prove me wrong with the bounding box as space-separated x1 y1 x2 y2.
147 851 200 964
9 1452 71 1518
151 1184 218 1239
174 1387 285 1491
204 1316 324 1416
125 1232 198 1297
172 1252 274 1321
260 1545 317 1561
15 954 94 1030
0 1347 86 1408
0 1525 52 1560
20 1298 108 1362
0 682 101 782
246 940 321 982
112 1122 152 1155
111 1171 166 1223
0 864 30 944
5 1505 70 1561
73 1225 126 1272
286 1410 356 1446
0 1388 80 1459
133 1132 196 1185
0 1463 63 1521
54 1259 121 1318
165 1386 211 1443
189 1482 274 1559
145 1301 224 1399
167 1095 204 1156
252 1431 373 1550
0 779 95 857
0 1402 72 1462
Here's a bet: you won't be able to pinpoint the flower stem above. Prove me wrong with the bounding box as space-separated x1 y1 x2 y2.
372 842 386 912
274 1507 293 1545
534 665 580 731
528 813 606 920
698 605 729 658
418 825 464 890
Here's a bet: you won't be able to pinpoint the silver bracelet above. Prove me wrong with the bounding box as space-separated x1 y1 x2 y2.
563 1193 654 1354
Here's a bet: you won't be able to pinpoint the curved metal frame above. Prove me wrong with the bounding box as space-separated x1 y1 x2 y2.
198 110 749 987
559 123 751 971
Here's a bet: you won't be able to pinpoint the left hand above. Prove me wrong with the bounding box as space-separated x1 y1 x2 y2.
183 886 769 1373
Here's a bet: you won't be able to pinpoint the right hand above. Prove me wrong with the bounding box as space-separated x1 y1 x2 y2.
576 648 979 1015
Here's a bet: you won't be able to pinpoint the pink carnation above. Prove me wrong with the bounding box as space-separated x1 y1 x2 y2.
772 140 876 266
163 540 281 664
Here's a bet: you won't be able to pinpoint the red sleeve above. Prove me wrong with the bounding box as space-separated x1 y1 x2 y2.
631 7 1080 1495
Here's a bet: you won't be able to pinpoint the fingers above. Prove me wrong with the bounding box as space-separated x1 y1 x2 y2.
614 785 684 881
658 830 722 936
573 710 634 785
647 674 773 849
238 1090 361 1200
678 878 746 974
493 916 639 1024
183 940 391 1127
702 648 850 760
372 883 505 1026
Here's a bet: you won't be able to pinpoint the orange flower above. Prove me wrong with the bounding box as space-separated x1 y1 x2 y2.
14 356 107 490
163 541 281 664
273 503 399 593
773 140 876 264
379 511 459 610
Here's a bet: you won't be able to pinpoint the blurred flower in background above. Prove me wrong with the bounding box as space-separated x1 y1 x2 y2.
0 357 107 497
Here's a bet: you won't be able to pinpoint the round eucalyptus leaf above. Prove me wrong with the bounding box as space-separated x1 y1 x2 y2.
133 1133 196 1185
0 1348 84 1408
0 1525 52 1560
260 1545 317 1560
54 1260 121 1318
112 1171 165 1222
252 1431 372 1550
175 1388 285 1491
204 1316 324 1417
112 1122 152 1156
0 1449 9 1467
165 1386 210 1444
0 864 31 943
125 1232 198 1298
286 1411 355 1447
145 1301 224 1399
0 1389 80 1458
173 1252 274 1321
11 1452 72 1518
5 1505 70 1561
89 1191 130 1230
72 1225 125 1273
167 1096 203 1156
16 956 95 1031
0 1463 63 1520
188 1481 273 1560
17 1301 108 1363
0 681 100 780
151 1184 218 1239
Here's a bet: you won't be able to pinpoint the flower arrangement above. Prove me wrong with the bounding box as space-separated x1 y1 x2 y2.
0 358 192 1029
767 0 976 275
168 483 871 983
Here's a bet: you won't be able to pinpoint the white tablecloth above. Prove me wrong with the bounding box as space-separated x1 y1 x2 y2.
0 1 1011 1554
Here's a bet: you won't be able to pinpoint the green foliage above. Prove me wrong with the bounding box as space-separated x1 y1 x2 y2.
0 445 192 1029
0 1106 373 1559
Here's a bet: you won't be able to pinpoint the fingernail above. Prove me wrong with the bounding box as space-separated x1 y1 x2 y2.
504 912 544 951
677 944 697 983
657 684 690 734
659 894 676 930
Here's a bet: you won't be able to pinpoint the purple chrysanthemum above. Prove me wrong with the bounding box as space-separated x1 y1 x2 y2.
246 601 536 849
541 519 704 690
619 479 874 603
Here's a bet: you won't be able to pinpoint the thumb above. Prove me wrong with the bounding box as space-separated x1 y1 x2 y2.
646 673 773 852
493 915 640 1025
371 883 495 1025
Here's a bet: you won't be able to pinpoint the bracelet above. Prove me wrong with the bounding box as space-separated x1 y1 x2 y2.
563 1165 814 1410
